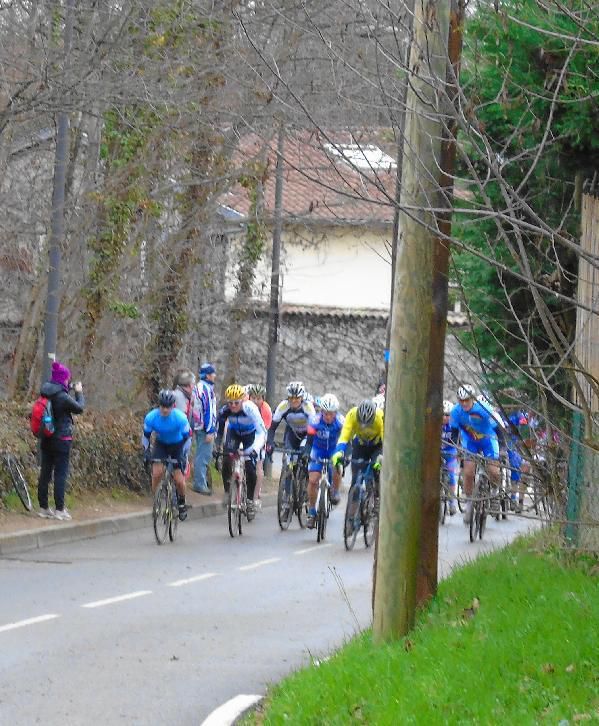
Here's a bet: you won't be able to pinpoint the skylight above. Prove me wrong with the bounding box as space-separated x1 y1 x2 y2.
324 143 397 171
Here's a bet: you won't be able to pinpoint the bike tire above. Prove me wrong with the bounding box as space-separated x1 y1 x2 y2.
277 468 294 531
239 479 247 535
479 502 487 540
440 494 447 525
153 481 170 545
469 501 477 543
168 481 178 542
7 455 32 511
343 483 360 551
228 479 241 538
500 493 509 521
317 479 327 543
363 489 378 548
296 469 308 529
456 479 465 513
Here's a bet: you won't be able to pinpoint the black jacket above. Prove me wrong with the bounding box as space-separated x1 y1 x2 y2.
40 382 85 439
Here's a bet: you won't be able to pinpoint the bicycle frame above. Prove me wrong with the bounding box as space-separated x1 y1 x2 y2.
151 456 180 545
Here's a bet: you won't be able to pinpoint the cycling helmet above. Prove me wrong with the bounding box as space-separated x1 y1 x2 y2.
443 399 453 415
246 383 266 398
286 381 306 399
225 384 245 402
320 393 340 412
158 389 176 408
357 399 377 425
373 393 385 410
456 383 476 401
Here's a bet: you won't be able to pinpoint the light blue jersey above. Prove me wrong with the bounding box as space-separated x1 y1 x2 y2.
143 407 191 445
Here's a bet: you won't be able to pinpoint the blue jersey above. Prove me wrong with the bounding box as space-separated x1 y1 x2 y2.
449 400 499 442
307 413 344 455
143 407 191 445
441 421 457 456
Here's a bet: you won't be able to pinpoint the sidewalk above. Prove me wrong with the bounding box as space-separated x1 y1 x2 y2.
0 488 278 557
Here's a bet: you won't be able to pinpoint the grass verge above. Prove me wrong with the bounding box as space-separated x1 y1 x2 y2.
251 536 599 725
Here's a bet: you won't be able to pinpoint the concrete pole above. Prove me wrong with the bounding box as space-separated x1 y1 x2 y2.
373 0 450 641
42 0 75 383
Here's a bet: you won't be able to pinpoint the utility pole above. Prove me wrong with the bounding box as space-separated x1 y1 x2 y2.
42 0 75 383
417 0 465 606
373 0 451 641
265 125 285 475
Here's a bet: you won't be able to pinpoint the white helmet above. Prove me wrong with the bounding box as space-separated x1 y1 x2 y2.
320 393 339 412
286 381 306 399
456 384 475 401
443 400 453 415
357 399 377 425
373 393 385 410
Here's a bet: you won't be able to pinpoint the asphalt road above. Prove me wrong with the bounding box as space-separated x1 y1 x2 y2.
0 494 534 725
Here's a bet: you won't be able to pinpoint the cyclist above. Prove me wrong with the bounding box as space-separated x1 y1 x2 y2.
246 383 272 502
441 399 459 515
507 409 530 511
304 393 345 528
215 383 267 521
449 384 505 525
142 389 193 521
331 399 384 492
266 381 315 456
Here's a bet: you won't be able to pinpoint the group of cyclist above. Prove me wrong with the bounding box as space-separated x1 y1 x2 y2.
141 364 526 531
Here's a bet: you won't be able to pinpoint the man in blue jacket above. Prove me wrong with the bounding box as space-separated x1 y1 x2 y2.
192 363 217 495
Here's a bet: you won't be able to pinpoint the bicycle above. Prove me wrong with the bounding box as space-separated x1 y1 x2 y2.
439 465 450 525
1 452 33 512
343 459 378 550
224 449 253 538
276 447 309 530
469 457 491 543
152 456 181 545
313 456 337 543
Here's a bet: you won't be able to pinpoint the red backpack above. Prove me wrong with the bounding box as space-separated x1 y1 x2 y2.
31 396 55 438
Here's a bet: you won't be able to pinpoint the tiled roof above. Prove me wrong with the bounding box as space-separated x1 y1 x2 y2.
221 131 398 226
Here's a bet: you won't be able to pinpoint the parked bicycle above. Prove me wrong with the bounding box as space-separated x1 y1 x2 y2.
152 456 181 545
1 452 32 512
343 458 378 550
275 447 309 530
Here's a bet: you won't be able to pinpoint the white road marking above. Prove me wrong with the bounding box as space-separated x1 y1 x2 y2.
0 613 60 634
201 694 262 726
294 543 333 555
238 557 281 571
168 573 218 587
81 590 152 609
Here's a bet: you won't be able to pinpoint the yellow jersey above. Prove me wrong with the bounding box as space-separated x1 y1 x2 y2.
337 407 384 450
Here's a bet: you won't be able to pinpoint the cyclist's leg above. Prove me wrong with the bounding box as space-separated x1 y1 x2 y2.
306 457 322 528
350 440 368 487
241 433 259 518
508 447 522 508
443 452 459 514
150 440 168 493
37 439 54 512
461 438 478 524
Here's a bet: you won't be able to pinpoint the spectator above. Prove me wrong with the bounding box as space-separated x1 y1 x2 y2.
192 363 217 495
37 361 85 520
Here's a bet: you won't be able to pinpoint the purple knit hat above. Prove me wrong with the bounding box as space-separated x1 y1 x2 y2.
51 361 71 387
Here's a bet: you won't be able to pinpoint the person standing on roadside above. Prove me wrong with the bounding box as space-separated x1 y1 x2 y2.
173 369 197 483
37 361 85 521
192 363 217 495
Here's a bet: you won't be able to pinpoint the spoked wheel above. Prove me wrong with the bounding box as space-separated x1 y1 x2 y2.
239 479 247 535
479 501 487 540
500 493 509 521
277 469 294 531
228 479 242 538
456 479 465 513
363 489 378 548
316 480 328 543
440 492 447 525
469 501 479 543
343 483 361 551
6 455 32 511
296 470 309 529
168 482 178 542
153 481 170 545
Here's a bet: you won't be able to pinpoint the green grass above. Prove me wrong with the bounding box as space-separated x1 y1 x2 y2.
251 538 599 725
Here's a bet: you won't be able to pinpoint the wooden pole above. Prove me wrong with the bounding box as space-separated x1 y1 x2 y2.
373 0 450 641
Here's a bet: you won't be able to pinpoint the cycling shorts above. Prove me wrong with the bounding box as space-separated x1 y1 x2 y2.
507 448 522 481
462 434 499 460
151 440 186 471
308 447 336 473
284 428 305 452
224 431 258 467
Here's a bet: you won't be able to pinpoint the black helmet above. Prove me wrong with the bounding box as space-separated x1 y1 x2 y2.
158 389 176 408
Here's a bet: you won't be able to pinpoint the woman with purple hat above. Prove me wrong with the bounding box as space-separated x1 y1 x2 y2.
37 361 85 520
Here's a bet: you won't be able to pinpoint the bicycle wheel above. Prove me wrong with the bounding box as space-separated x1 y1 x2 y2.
7 455 32 511
277 467 294 530
317 479 328 543
239 478 247 535
363 488 378 548
479 500 487 540
168 480 178 542
296 468 309 529
228 478 241 538
343 483 361 551
153 480 170 545
456 478 465 513
469 500 479 543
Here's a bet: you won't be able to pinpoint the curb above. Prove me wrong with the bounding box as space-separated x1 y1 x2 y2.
0 493 277 556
